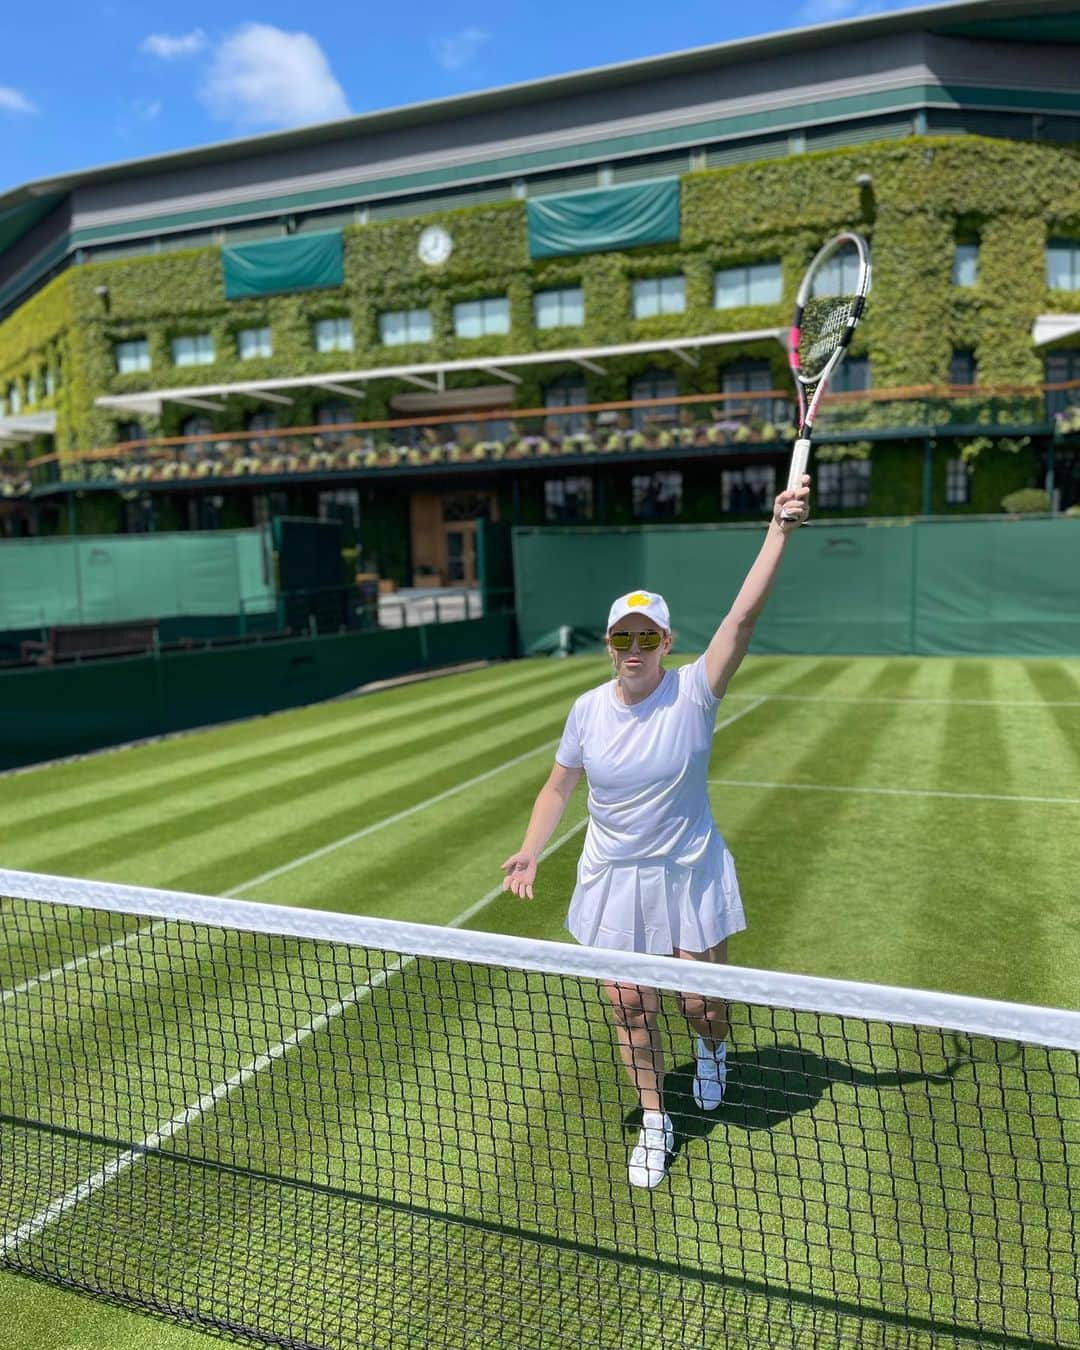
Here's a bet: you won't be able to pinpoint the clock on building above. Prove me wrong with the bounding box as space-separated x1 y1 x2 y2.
417 225 453 266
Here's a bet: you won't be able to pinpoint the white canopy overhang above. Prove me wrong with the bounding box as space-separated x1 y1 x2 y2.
0 410 56 446
94 329 785 418
1032 314 1080 347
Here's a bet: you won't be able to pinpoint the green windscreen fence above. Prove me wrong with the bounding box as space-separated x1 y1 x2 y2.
0 528 276 629
221 230 344 299
513 518 1080 657
526 180 680 259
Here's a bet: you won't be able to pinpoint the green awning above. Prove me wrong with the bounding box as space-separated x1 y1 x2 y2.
221 230 343 299
526 179 679 259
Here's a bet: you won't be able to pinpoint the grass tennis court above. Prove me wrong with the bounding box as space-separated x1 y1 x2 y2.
1 652 1078 1349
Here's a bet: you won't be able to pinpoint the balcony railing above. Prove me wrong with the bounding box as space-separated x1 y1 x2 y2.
17 380 1080 494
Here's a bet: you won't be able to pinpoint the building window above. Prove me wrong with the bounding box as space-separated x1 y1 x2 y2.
246 410 278 433
1045 349 1080 417
117 420 145 444
544 376 588 434
44 365 56 398
315 402 355 426
318 489 360 531
631 276 685 319
629 368 679 428
115 339 150 374
534 287 584 329
830 355 871 393
949 348 977 386
817 459 871 509
1047 240 1080 291
7 383 21 415
24 374 36 406
238 326 272 359
453 297 510 338
714 261 782 309
379 308 433 345
313 317 354 353
180 414 215 461
719 357 789 423
171 333 215 366
544 476 593 522
811 248 862 297
945 457 969 505
632 471 683 520
952 243 979 287
721 465 776 514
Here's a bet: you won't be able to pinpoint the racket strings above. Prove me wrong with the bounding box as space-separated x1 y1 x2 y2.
798 294 857 379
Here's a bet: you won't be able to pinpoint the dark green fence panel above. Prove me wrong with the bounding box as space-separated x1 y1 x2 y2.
913 518 1080 656
513 518 1080 658
0 614 516 772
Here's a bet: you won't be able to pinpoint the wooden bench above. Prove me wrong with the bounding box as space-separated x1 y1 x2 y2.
21 620 159 666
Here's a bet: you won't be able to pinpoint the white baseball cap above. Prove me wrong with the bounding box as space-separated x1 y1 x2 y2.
606 590 671 633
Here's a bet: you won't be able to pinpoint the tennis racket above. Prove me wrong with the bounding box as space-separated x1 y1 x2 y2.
780 232 872 521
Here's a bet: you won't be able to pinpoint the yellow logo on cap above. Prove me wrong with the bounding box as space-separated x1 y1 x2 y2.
626 592 651 607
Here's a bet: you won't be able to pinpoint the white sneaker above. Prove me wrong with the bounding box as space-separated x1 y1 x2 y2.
693 1038 727 1111
628 1110 674 1189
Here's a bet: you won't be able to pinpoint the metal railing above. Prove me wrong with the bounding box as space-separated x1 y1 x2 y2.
14 379 1080 494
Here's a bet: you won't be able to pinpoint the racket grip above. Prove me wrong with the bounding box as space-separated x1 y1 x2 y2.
785 438 811 493
780 438 811 522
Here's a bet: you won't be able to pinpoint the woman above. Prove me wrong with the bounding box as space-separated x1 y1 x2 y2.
500 476 810 1189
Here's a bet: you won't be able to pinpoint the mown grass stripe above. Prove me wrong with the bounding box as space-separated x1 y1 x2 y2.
15 673 601 876
0 661 602 832
716 662 927 975
912 663 1057 1007
0 820 589 1260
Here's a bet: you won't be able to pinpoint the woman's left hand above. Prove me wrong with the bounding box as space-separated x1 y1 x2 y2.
773 474 810 532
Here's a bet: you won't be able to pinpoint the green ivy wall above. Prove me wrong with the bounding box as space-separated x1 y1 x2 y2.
2 135 1079 509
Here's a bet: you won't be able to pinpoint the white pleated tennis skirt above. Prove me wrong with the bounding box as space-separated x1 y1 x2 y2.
565 847 746 956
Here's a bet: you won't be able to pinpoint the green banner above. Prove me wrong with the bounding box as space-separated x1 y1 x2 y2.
513 518 1080 657
221 230 343 299
526 180 680 259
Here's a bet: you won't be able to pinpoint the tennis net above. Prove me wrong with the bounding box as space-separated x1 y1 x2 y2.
0 869 1078 1350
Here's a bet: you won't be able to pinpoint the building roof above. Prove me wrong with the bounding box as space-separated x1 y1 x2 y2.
1 0 1077 260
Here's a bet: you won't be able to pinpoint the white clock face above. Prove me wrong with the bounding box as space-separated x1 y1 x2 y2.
417 225 452 266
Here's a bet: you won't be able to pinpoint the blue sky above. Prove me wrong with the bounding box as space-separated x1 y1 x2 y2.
2 0 932 193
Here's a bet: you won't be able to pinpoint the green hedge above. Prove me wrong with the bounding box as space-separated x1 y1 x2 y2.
2 135 1078 469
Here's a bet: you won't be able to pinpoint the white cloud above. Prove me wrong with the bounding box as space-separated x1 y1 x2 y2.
798 0 918 20
0 85 38 115
199 23 350 129
431 27 491 72
134 98 163 120
140 29 208 60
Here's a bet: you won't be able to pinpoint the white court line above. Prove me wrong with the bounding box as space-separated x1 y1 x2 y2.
0 691 772 1248
708 778 1080 807
0 736 565 1005
0 818 587 1256
2 690 766 1005
723 692 1080 708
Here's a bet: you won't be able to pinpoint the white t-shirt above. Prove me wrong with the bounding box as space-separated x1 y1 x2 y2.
555 656 724 883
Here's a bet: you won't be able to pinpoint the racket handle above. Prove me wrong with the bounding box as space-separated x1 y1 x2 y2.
785 438 811 493
780 438 811 521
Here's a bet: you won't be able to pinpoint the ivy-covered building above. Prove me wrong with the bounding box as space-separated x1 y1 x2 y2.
0 0 1078 583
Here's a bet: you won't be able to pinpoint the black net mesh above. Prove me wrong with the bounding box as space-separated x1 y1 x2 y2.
1 892 1078 1350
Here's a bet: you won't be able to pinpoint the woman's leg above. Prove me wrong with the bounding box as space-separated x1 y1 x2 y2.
673 939 729 1050
602 981 664 1113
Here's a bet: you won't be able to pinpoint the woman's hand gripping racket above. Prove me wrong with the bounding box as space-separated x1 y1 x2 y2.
781 232 872 522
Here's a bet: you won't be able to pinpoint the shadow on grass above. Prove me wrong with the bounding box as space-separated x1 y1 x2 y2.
621 1042 962 1166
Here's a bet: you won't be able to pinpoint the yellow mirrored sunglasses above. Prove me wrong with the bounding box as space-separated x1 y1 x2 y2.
608 630 663 651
